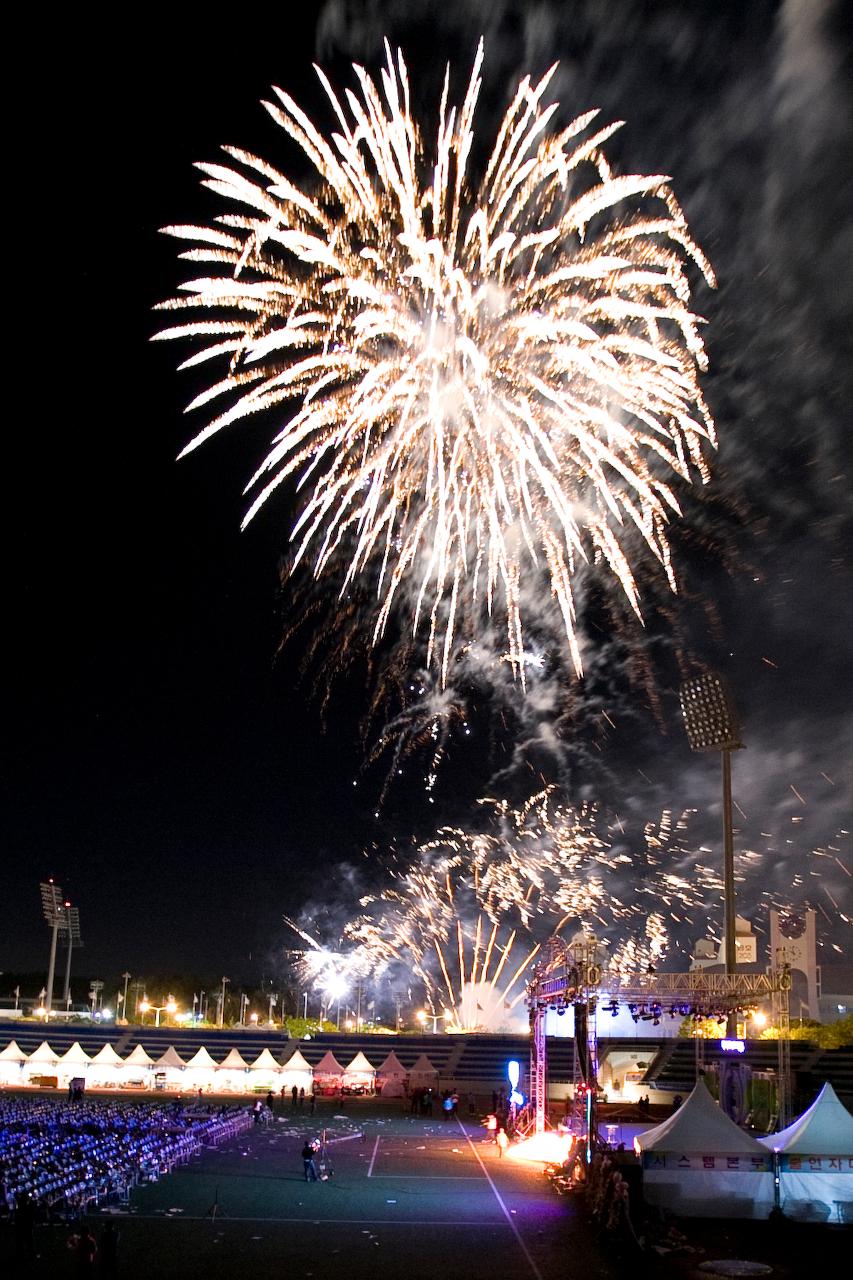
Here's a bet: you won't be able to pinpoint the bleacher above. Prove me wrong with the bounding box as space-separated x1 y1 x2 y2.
640 1038 853 1103
1 1022 850 1099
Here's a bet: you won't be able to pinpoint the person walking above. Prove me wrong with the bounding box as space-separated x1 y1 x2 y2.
299 1086 305 1109
291 1084 299 1110
309 1091 317 1115
496 1127 509 1159
302 1140 319 1182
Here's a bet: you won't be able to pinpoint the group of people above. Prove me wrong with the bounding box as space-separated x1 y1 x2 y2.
0 1097 250 1228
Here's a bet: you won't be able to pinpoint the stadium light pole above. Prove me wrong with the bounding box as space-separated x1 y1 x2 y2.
40 881 64 1019
679 672 744 1037
60 903 82 1008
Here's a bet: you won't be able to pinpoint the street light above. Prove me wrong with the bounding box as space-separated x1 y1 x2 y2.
416 1009 449 1034
680 671 744 1038
139 995 177 1027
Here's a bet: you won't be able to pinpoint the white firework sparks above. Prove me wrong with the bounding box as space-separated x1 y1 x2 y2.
157 42 715 685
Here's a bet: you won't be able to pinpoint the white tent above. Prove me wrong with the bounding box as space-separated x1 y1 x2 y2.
216 1047 250 1092
153 1045 186 1089
119 1044 154 1088
376 1050 407 1097
343 1051 376 1092
89 1043 125 1087
248 1048 281 1089
408 1053 438 1087
0 1040 27 1086
313 1050 345 1092
184 1046 219 1091
57 1042 91 1084
759 1083 853 1222
23 1041 60 1083
635 1078 774 1219
280 1049 313 1093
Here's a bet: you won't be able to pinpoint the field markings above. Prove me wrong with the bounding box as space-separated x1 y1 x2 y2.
366 1133 381 1177
456 1121 545 1280
121 1213 515 1227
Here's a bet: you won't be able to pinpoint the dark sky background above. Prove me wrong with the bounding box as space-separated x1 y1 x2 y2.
3 1 851 992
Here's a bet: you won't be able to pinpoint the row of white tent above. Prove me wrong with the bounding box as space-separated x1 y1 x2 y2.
0 1041 439 1095
635 1078 853 1222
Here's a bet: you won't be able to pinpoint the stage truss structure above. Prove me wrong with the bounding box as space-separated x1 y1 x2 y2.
525 936 793 1151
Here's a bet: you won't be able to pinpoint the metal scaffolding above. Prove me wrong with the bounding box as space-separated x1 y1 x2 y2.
527 937 793 1146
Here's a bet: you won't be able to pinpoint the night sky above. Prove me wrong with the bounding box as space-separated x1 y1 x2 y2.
4 2 851 989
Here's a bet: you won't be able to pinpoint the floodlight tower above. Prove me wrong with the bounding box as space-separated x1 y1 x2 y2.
679 672 744 1037
40 880 65 1019
60 903 83 1007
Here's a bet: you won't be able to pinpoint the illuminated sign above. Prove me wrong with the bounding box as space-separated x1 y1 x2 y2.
507 1059 524 1106
719 1039 745 1054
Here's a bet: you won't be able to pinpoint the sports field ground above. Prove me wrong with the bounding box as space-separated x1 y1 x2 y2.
0 1099 619 1279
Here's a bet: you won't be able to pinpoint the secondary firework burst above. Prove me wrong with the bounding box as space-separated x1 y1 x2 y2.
157 42 715 686
344 787 698 1030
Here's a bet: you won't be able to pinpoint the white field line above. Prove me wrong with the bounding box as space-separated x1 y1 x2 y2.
456 1121 545 1280
367 1133 381 1177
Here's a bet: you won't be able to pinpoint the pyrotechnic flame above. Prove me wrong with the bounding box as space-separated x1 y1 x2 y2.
157 42 715 685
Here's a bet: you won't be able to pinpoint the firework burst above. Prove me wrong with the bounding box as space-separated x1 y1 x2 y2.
157 42 715 685
343 787 700 1029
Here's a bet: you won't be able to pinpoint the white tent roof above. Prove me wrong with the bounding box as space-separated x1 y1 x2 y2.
408 1053 437 1076
27 1041 60 1065
91 1044 124 1066
217 1047 250 1070
344 1051 376 1075
635 1078 767 1155
281 1049 313 1072
375 1050 407 1077
760 1082 853 1155
59 1041 91 1066
249 1048 280 1071
313 1050 345 1075
185 1046 218 1070
0 1040 26 1062
155 1046 186 1068
123 1044 155 1067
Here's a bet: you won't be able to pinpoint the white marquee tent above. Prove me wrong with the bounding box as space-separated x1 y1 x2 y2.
0 1040 27 1086
184 1046 219 1091
248 1048 281 1089
408 1054 438 1087
119 1044 154 1087
57 1042 91 1085
89 1043 125 1087
635 1078 774 1219
375 1050 407 1097
23 1041 61 1083
760 1083 853 1222
313 1050 345 1092
154 1046 186 1089
280 1049 313 1093
216 1047 250 1092
343 1051 376 1091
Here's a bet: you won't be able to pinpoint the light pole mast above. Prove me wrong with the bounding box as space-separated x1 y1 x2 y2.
40 881 64 1019
218 977 230 1028
679 672 744 1039
61 903 82 1008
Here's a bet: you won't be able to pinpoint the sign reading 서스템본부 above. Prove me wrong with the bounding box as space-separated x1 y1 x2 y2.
642 1152 771 1171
